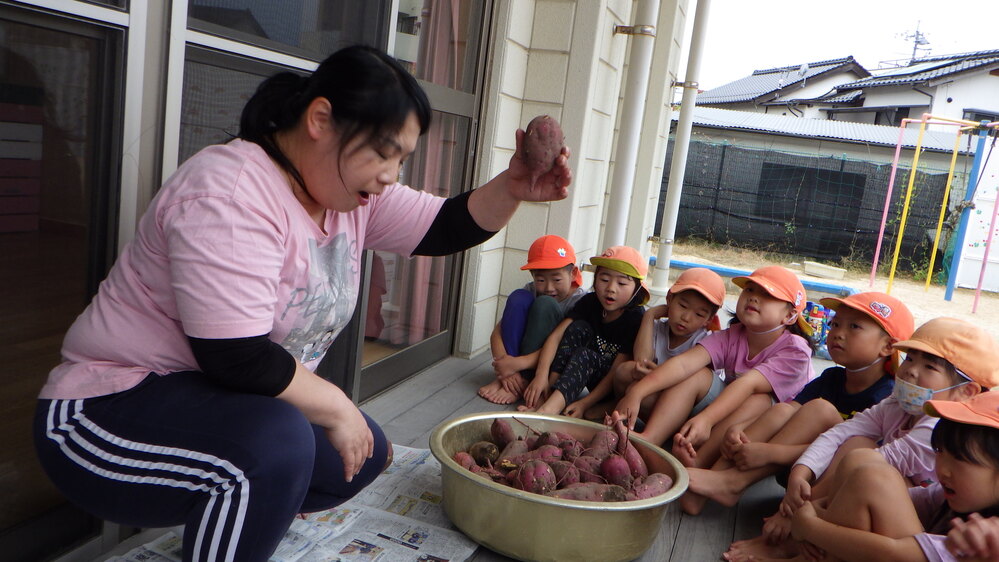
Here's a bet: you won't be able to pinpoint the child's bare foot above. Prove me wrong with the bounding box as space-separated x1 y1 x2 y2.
686 467 745 507
679 489 708 515
500 372 528 395
523 390 566 415
478 379 519 404
672 434 698 467
723 535 799 561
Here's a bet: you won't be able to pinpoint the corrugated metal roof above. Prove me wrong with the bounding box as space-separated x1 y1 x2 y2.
678 106 963 153
698 57 865 104
838 55 999 89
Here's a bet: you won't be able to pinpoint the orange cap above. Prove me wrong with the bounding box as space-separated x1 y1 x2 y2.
670 268 726 331
669 268 726 306
521 235 582 287
925 390 999 430
893 317 999 389
732 265 810 335
819 292 914 341
589 246 650 306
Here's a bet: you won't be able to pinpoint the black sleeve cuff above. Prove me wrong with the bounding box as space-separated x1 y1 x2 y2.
412 189 496 256
188 334 296 396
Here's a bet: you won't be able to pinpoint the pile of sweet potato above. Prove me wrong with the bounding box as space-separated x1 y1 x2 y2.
452 418 673 502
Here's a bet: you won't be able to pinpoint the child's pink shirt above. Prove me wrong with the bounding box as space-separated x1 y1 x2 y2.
696 323 814 402
40 140 444 399
910 484 955 562
795 397 938 485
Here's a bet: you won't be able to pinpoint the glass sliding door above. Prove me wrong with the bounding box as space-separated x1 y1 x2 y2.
0 6 122 559
355 0 489 400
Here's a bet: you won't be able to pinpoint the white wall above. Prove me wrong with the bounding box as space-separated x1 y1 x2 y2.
453 0 689 357
930 68 999 123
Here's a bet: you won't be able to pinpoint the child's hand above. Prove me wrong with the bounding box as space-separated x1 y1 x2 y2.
564 399 588 418
648 304 669 319
781 475 812 516
524 377 548 409
492 354 519 378
677 415 712 449
732 442 772 471
614 395 642 430
632 358 657 381
672 433 697 463
499 372 527 395
790 502 827 562
762 511 792 545
721 428 749 460
948 513 999 560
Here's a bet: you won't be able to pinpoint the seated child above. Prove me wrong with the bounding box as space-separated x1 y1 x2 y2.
603 267 726 421
478 234 585 404
785 388 999 562
519 245 649 415
685 292 913 512
725 317 999 561
614 266 814 475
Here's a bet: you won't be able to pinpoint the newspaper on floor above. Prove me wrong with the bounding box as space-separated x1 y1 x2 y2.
107 445 477 562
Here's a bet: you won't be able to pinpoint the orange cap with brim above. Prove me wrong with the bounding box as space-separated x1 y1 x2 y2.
520 234 582 287
589 245 650 306
670 267 726 330
894 317 999 389
732 265 811 336
819 292 914 341
925 390 999 429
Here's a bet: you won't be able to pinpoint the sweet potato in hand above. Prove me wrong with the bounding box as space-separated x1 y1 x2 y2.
523 115 565 179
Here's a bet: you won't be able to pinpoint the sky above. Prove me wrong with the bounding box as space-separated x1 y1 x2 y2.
680 0 999 91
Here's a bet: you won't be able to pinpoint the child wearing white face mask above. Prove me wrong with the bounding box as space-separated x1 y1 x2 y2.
728 317 999 558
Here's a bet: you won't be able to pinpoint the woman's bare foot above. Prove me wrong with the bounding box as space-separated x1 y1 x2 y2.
478 379 519 404
686 467 746 507
723 535 799 561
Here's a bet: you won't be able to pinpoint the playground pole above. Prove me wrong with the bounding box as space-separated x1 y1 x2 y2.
925 131 964 290
945 123 991 301
972 128 999 313
869 121 909 288
887 118 929 294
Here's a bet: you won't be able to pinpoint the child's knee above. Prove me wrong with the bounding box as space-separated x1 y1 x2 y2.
801 398 844 426
506 288 535 310
839 447 887 475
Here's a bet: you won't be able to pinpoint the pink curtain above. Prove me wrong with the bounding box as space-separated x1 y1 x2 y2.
386 0 463 346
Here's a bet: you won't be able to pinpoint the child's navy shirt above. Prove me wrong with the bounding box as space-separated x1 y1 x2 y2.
566 293 644 361
792 366 894 420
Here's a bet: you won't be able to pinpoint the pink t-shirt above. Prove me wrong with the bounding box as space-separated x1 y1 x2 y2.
696 323 814 402
40 140 444 399
910 484 955 562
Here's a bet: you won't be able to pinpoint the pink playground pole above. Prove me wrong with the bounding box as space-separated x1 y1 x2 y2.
870 121 911 287
972 124 999 313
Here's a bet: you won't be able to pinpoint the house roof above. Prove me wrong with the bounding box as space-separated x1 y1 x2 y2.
677 106 964 153
697 57 869 105
837 49 999 90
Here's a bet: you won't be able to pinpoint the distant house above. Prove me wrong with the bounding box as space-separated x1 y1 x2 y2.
699 50 999 127
696 57 870 118
814 49 999 126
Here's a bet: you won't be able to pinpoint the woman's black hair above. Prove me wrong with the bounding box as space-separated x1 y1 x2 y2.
238 45 432 194
931 418 999 518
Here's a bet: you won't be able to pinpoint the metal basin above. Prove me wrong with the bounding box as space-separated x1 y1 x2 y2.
429 412 688 562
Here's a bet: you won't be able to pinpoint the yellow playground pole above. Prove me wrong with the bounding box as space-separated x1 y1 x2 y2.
887 118 928 294
925 130 964 290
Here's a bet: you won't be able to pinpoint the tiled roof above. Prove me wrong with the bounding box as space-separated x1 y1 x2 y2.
698 57 868 105
838 51 999 89
799 89 864 104
678 106 963 153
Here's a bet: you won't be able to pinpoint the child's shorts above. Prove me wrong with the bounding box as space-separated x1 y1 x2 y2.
690 372 725 417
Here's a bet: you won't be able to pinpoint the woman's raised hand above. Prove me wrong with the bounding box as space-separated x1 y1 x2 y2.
506 128 572 203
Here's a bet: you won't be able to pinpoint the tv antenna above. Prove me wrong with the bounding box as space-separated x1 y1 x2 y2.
903 21 930 62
